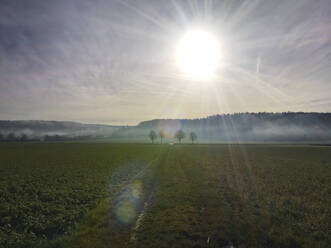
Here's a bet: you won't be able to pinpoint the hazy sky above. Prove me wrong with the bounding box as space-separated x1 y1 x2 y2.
1 0 331 124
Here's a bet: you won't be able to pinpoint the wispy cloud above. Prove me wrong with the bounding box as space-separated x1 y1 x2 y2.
0 0 330 124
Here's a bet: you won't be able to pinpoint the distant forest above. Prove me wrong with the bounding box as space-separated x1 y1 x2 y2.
0 112 331 143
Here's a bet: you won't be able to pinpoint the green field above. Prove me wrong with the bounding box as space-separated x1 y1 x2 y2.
0 143 330 247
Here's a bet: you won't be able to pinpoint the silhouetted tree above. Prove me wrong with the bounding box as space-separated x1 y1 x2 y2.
189 132 197 144
149 130 157 144
7 132 16 141
174 130 185 143
20 134 28 141
159 130 165 144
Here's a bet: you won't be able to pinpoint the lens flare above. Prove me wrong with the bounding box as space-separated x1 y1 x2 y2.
157 119 185 138
113 180 143 224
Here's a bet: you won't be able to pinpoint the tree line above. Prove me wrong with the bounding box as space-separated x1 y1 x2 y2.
0 133 93 142
149 130 197 144
0 133 36 142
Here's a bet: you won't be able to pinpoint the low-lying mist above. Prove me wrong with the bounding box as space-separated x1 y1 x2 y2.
1 112 330 143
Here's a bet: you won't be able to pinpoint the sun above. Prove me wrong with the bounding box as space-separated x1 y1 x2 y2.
176 30 221 80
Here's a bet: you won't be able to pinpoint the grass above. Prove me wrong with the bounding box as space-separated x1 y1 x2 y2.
0 143 330 247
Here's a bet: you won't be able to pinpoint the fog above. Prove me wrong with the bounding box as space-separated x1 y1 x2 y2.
1 113 330 143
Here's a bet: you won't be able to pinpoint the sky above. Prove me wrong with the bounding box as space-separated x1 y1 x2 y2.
0 0 331 125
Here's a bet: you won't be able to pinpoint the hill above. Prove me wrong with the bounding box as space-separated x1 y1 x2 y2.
1 112 331 142
129 112 331 143
0 120 124 139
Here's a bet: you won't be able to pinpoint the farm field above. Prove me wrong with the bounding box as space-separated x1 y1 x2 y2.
0 143 330 248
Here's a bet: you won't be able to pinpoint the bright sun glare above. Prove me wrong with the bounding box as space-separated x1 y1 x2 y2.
176 30 221 80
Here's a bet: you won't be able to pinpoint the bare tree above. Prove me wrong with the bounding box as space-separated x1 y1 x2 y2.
174 130 185 144
7 132 16 142
20 134 28 142
159 130 165 144
149 130 157 144
189 132 197 144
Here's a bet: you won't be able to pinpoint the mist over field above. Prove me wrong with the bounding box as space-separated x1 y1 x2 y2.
1 112 330 143
127 112 331 143
0 120 121 138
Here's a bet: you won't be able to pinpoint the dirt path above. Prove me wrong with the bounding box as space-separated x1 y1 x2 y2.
71 147 170 248
128 146 171 246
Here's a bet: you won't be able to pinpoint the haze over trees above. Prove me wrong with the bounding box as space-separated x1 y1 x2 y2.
0 120 121 140
190 132 197 144
174 130 186 143
159 130 165 144
1 112 331 143
20 134 28 141
138 112 331 143
7 133 16 141
149 130 157 144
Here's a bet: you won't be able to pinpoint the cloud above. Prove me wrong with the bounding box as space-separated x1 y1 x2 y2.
0 0 330 124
